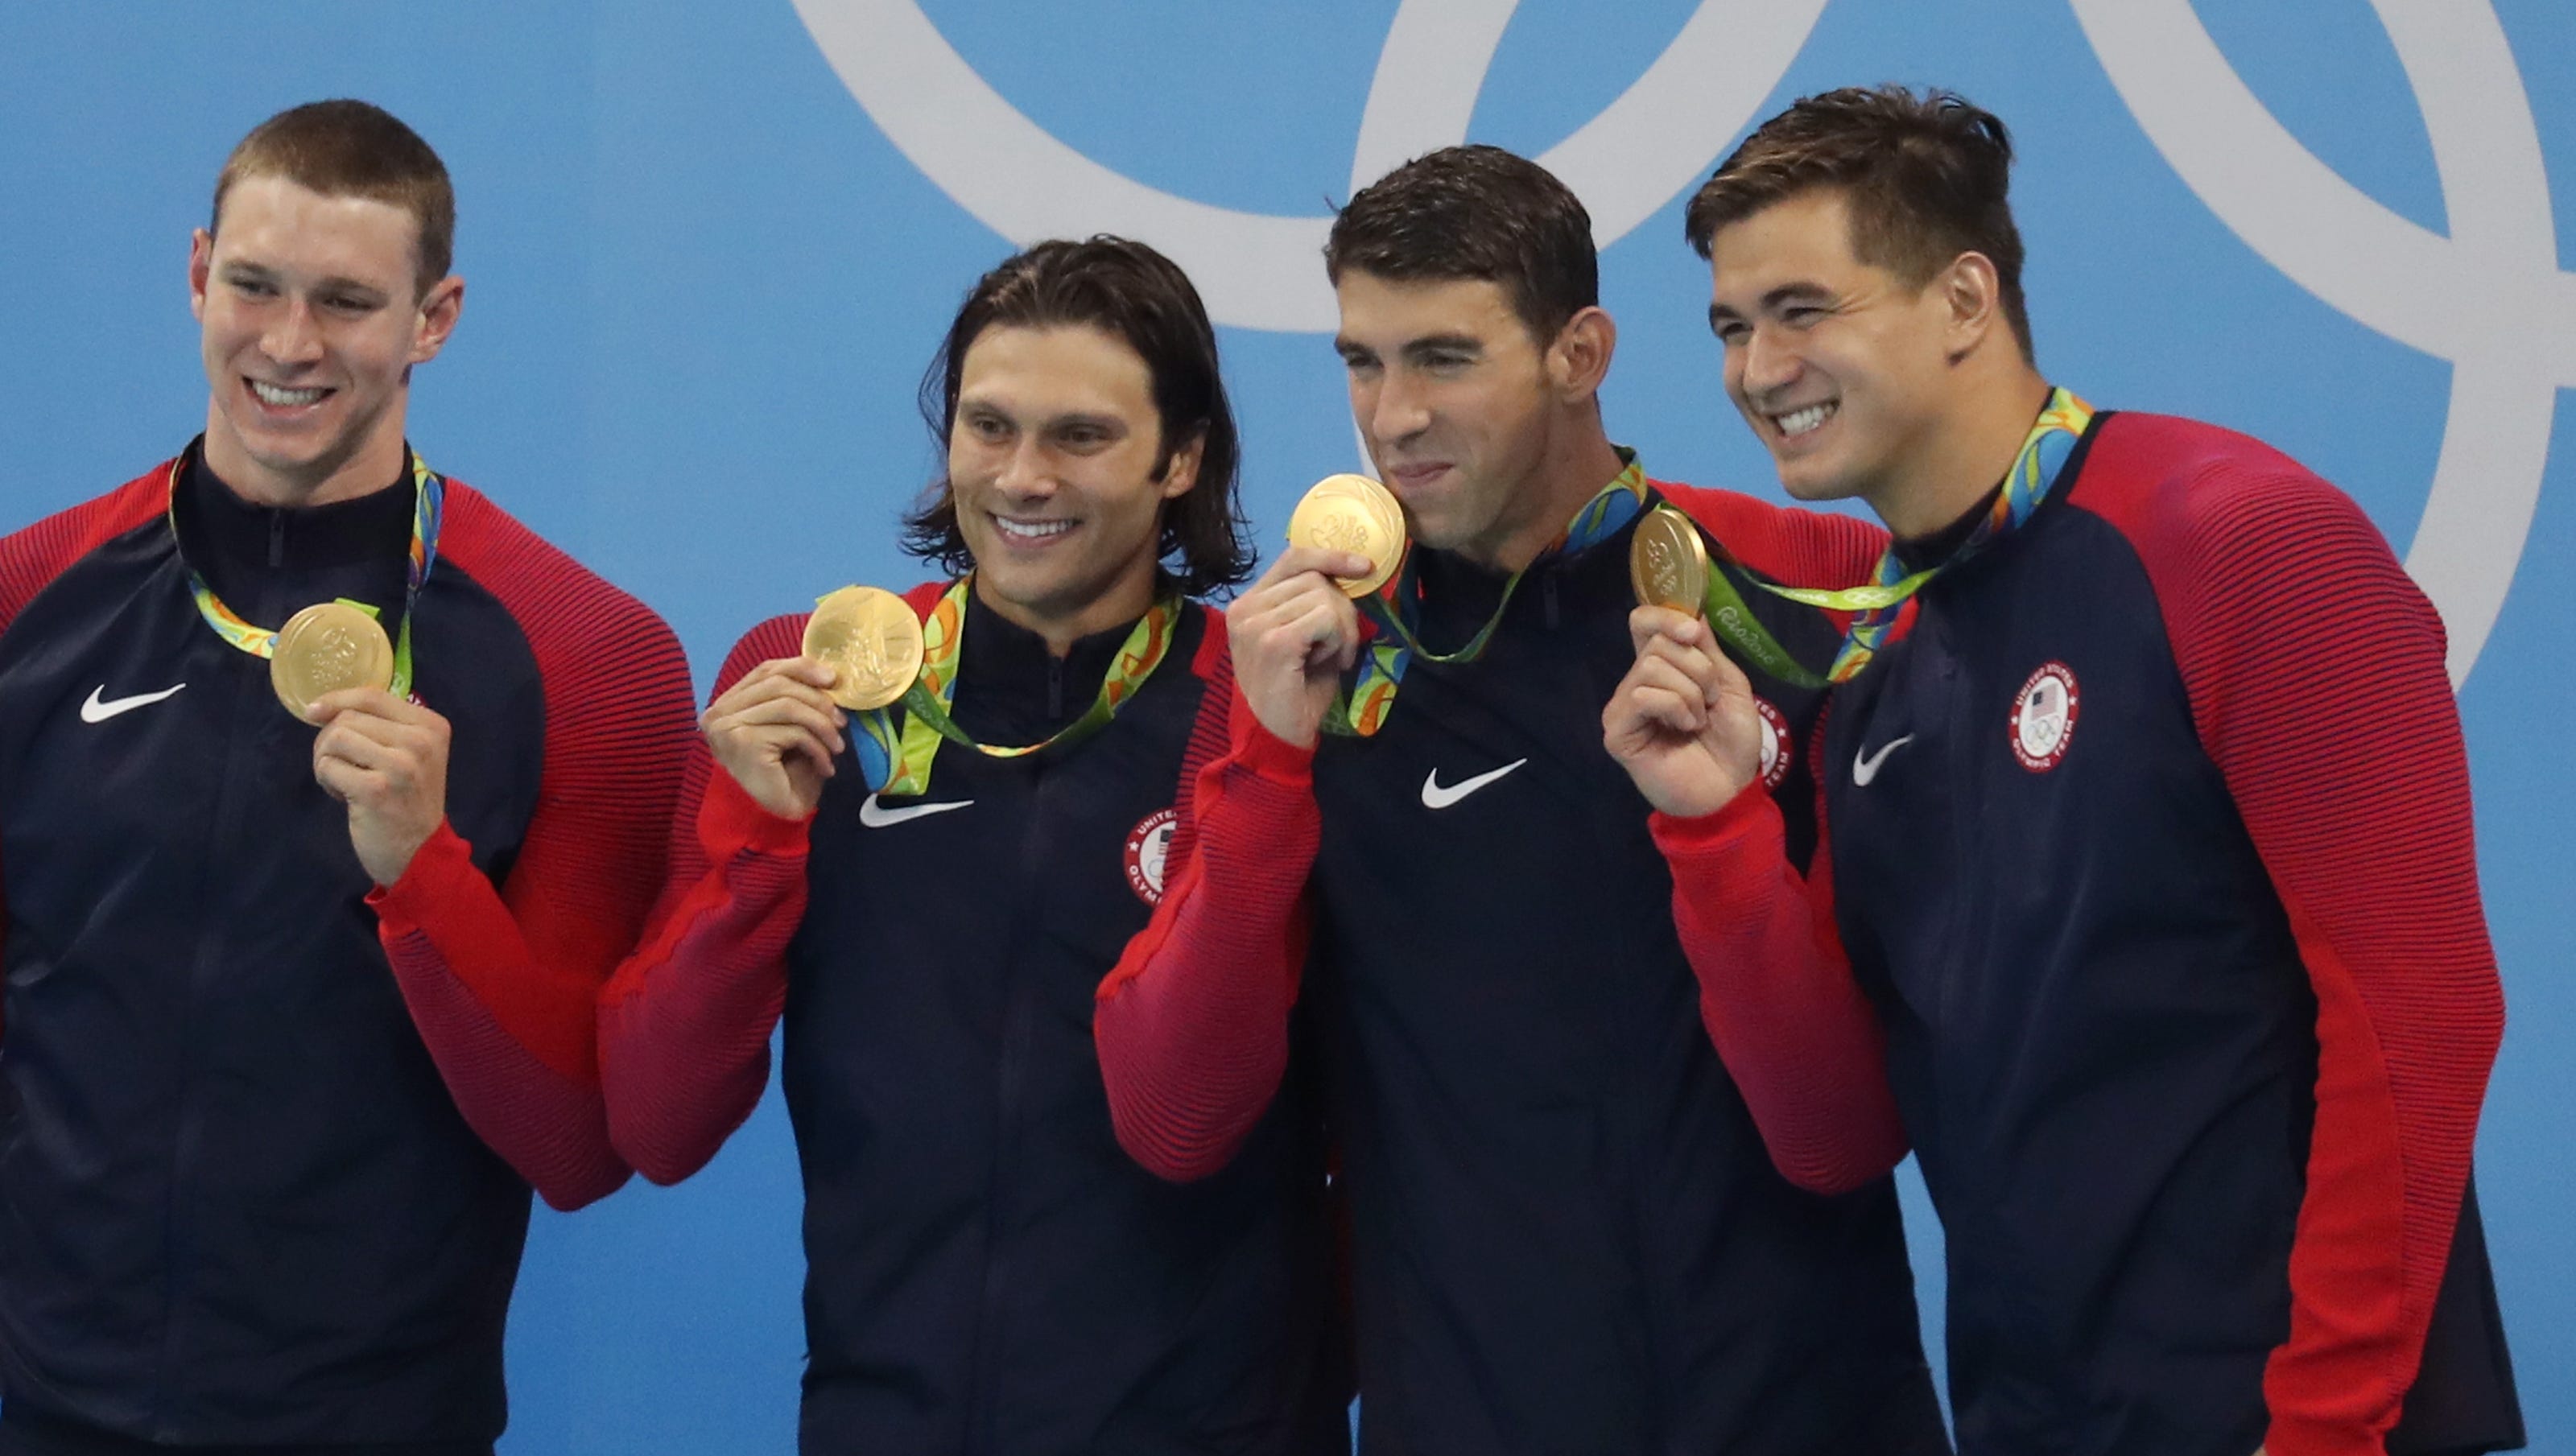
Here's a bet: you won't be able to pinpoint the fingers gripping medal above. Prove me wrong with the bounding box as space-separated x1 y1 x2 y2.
1629 505 1711 616
803 585 927 711
270 600 396 724
1286 473 1406 598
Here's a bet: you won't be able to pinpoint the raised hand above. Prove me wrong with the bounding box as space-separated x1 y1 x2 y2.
1224 547 1375 749
1601 606 1769 819
702 658 847 820
309 687 454 886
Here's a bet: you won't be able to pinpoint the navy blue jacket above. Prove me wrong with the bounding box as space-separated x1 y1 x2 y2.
1661 412 2516 1456
601 587 1347 1456
0 448 693 1450
1104 478 1949 1455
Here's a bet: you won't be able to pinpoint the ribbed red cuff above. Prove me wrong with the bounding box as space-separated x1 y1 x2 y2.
1224 683 1318 786
1647 777 1779 860
700 765 815 860
365 818 479 933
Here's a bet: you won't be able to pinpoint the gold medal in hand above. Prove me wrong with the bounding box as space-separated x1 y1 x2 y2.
1629 505 1710 617
803 586 926 712
1286 473 1407 598
270 600 395 724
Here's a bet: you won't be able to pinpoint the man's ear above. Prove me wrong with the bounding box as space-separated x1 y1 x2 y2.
410 274 465 365
1547 304 1618 402
1158 427 1206 502
1938 250 2004 363
189 229 215 324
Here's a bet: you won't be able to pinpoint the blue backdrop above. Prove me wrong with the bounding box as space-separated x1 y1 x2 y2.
0 2 2567 1450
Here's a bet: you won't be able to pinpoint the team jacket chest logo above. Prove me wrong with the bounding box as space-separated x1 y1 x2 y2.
1420 758 1525 810
1752 697 1794 790
2010 662 2080 772
1125 807 1178 905
80 683 187 723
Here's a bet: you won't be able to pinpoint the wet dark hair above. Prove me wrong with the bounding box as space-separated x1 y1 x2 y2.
1325 144 1597 345
903 236 1253 596
1686 85 2032 360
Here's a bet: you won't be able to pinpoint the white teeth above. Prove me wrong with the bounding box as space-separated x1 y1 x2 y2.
250 381 326 407
993 516 1074 542
1774 402 1836 438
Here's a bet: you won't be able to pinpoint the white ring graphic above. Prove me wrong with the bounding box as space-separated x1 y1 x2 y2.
800 0 2558 685
2073 0 2566 684
791 0 1827 332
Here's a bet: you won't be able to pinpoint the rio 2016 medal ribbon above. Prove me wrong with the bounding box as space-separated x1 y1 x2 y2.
270 600 396 724
803 585 927 712
1629 505 1710 616
1286 472 1406 598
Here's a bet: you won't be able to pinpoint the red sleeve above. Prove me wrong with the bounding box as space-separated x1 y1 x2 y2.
1655 477 1889 605
1093 633 1317 1184
365 485 700 1211
2081 420 2503 1456
1649 715 1909 1195
595 616 814 1185
0 462 188 1055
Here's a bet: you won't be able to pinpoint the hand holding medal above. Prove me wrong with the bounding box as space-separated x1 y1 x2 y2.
1605 507 1769 819
1225 474 1403 749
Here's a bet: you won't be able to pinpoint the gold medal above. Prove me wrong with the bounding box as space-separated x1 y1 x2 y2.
1286 473 1406 598
270 600 396 723
803 585 926 712
1629 505 1710 616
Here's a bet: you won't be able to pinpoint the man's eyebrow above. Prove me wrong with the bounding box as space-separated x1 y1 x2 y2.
1760 282 1834 310
1401 333 1483 360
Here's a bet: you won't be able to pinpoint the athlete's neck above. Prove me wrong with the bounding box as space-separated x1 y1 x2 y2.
1465 428 1630 574
973 557 1158 658
200 400 411 509
1868 371 2053 542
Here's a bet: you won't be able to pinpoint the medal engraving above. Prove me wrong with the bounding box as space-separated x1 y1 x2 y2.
1629 506 1710 615
1287 473 1407 597
270 600 395 723
805 585 927 712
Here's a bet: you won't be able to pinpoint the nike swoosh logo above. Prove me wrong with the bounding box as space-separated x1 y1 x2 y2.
80 683 187 724
1851 734 1915 787
1420 758 1527 810
857 793 973 828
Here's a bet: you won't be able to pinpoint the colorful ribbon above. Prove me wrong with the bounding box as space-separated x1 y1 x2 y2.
856 577 1184 797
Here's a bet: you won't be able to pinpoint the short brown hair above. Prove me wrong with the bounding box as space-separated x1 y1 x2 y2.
211 100 455 296
1326 145 1596 346
1686 85 2032 360
905 237 1254 597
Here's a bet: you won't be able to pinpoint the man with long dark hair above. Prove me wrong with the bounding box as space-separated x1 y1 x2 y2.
599 237 1344 1454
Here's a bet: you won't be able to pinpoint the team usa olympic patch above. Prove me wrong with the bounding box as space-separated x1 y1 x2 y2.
2009 662 2080 772
1752 697 1794 789
1124 807 1179 905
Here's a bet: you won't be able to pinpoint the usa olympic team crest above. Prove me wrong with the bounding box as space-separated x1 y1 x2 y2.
2009 663 2080 773
795 0 2566 693
1125 807 1179 905
1752 697 1794 790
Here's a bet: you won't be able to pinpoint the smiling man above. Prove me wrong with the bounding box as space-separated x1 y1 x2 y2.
1092 146 1946 1454
0 101 696 1454
1605 86 2522 1456
597 237 1345 1455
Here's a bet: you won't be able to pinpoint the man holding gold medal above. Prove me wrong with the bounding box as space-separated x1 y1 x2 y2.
0 101 696 1453
597 237 1345 1454
1605 88 2518 1455
1094 147 1946 1454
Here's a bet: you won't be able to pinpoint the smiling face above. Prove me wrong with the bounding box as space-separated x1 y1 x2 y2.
190 175 460 506
947 323 1199 646
1703 188 1960 516
1334 270 1592 565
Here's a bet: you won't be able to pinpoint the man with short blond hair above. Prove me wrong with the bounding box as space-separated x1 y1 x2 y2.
0 99 694 1454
